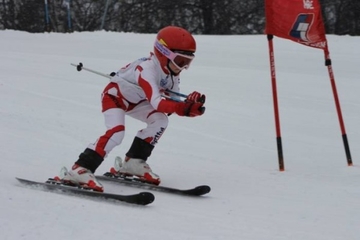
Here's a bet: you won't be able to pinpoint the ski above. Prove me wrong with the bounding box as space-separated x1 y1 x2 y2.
16 177 155 205
96 173 211 196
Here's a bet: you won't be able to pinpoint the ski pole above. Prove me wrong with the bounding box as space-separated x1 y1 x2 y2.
167 89 206 104
70 62 111 79
71 62 189 98
71 62 205 113
165 89 188 98
162 94 182 102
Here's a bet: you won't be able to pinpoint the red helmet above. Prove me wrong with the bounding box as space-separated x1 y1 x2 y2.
154 26 196 72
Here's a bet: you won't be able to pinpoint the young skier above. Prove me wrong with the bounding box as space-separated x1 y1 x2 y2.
60 26 206 192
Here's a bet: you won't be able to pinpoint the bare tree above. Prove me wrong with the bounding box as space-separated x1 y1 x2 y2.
0 0 359 35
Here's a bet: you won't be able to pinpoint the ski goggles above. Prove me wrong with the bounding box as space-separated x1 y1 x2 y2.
154 40 194 70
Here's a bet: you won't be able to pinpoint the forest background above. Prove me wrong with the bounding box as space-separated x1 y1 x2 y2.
1 0 359 35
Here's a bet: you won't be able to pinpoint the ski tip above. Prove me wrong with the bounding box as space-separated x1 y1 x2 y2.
138 192 155 205
195 185 211 195
15 177 22 183
15 177 30 183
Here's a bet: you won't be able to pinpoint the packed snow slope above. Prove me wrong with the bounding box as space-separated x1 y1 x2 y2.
0 30 359 240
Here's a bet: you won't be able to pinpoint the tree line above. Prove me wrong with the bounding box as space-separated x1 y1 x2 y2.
0 0 359 35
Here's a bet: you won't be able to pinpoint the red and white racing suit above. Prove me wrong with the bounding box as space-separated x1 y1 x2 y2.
87 53 181 158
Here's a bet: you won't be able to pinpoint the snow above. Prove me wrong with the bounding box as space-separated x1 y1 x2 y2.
1 30 360 240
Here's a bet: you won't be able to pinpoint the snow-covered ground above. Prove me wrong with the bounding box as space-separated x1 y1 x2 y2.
0 30 359 240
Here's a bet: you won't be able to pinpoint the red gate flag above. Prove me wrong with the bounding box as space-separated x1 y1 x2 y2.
264 0 353 169
265 0 327 50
